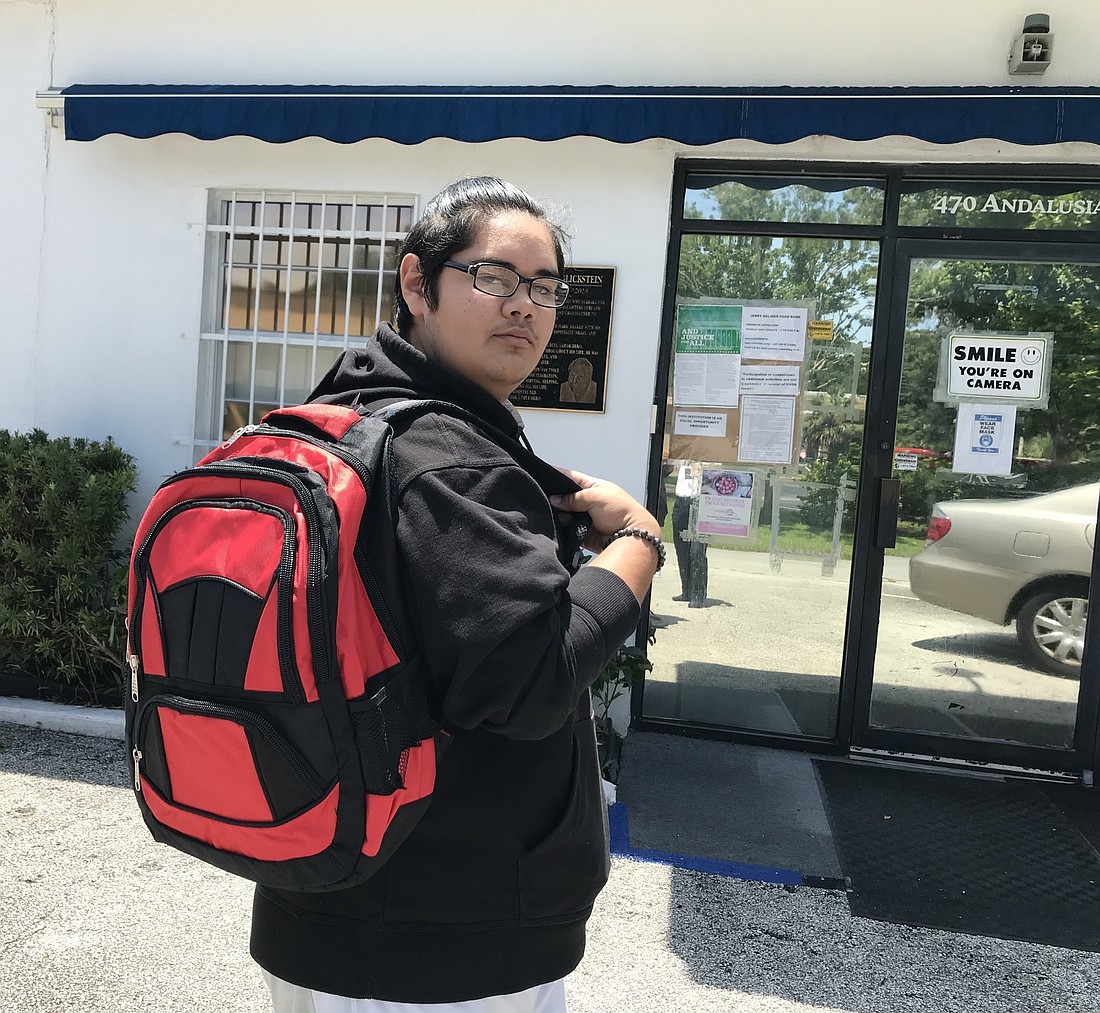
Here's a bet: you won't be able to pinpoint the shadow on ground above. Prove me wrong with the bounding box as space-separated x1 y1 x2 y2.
0 722 127 789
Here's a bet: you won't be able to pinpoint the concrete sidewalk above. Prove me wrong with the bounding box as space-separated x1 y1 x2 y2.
2 707 1098 1012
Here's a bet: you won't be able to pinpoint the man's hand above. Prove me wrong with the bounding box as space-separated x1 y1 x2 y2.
550 470 661 601
550 470 660 602
551 469 660 552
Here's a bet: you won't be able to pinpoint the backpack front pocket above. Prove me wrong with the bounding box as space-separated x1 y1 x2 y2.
134 696 339 862
131 497 302 699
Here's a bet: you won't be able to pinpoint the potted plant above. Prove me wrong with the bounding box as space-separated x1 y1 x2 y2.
592 634 653 783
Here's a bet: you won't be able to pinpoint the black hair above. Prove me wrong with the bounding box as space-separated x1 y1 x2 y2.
393 177 569 336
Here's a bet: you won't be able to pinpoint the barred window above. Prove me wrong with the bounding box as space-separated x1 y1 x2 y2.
194 190 415 458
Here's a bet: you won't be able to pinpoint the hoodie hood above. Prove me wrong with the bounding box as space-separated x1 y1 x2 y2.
307 324 524 440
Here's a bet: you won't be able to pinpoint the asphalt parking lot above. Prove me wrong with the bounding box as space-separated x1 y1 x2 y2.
3 715 1099 1013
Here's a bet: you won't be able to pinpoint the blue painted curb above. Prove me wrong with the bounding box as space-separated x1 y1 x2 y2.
608 802 804 887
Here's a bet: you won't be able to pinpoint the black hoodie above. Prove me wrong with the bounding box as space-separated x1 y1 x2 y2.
250 326 641 1002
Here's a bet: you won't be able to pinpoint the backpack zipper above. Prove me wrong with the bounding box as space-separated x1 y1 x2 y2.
221 424 259 448
132 747 143 791
352 542 408 659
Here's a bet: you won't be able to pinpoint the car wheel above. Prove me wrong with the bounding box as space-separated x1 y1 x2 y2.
1016 586 1088 678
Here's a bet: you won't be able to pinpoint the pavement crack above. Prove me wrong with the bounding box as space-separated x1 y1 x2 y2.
1 920 47 953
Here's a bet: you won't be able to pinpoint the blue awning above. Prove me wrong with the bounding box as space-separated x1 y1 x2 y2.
55 84 1100 147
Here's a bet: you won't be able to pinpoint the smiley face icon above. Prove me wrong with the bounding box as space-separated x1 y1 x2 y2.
1020 345 1042 365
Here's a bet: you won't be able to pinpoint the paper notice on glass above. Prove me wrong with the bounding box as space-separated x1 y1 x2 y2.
738 395 796 464
952 402 1016 475
697 470 754 537
673 411 728 438
673 304 742 407
739 364 801 396
742 306 808 362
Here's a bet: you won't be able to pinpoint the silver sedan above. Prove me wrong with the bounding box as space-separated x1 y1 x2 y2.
908 482 1097 677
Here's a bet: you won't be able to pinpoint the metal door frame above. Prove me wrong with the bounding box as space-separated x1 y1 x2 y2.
848 237 1100 775
634 159 1100 776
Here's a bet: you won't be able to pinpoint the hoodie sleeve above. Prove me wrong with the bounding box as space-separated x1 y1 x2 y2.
393 448 640 740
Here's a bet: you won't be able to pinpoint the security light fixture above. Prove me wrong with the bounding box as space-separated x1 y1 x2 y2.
1008 13 1053 75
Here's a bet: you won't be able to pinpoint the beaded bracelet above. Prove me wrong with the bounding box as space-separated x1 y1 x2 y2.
605 527 665 572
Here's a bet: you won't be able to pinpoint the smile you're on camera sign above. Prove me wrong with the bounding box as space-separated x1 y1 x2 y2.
935 331 1052 410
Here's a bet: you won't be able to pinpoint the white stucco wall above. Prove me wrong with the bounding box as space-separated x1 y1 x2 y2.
6 0 1100 513
49 1 1099 88
30 131 677 505
0 0 52 433
26 127 1100 510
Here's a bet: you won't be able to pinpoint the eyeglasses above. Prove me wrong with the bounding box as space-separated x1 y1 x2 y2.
443 260 570 308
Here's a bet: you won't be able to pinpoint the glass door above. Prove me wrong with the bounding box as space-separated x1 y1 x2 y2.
856 242 1100 769
640 173 884 744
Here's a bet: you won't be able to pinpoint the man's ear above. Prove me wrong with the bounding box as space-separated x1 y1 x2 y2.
399 254 430 319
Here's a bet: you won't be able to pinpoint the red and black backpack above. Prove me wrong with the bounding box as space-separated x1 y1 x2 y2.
125 400 450 891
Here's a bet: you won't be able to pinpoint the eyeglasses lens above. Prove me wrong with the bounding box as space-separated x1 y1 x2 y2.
530 279 569 307
471 264 568 308
471 265 517 297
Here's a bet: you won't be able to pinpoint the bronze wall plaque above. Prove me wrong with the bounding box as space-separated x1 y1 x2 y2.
511 266 615 413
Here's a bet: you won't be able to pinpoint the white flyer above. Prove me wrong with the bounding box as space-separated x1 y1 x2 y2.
739 364 801 396
741 306 808 362
673 411 728 437
952 402 1017 475
673 351 741 408
738 395 796 464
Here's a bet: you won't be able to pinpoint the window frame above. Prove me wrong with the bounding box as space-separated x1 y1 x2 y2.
194 188 416 459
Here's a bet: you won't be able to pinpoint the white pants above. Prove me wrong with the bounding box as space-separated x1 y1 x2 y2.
262 970 567 1013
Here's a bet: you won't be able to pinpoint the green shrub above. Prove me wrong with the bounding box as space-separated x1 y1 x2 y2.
896 459 945 524
0 429 137 702
797 454 857 531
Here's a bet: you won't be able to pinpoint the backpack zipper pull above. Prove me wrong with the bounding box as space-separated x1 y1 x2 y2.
129 654 139 702
132 748 143 792
221 424 259 449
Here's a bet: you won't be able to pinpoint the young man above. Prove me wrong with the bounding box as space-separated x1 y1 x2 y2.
252 177 662 1012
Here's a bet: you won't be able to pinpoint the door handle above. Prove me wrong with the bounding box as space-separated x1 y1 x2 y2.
875 478 901 549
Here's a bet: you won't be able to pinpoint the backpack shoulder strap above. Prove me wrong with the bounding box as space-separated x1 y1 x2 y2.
366 398 592 563
365 398 583 499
